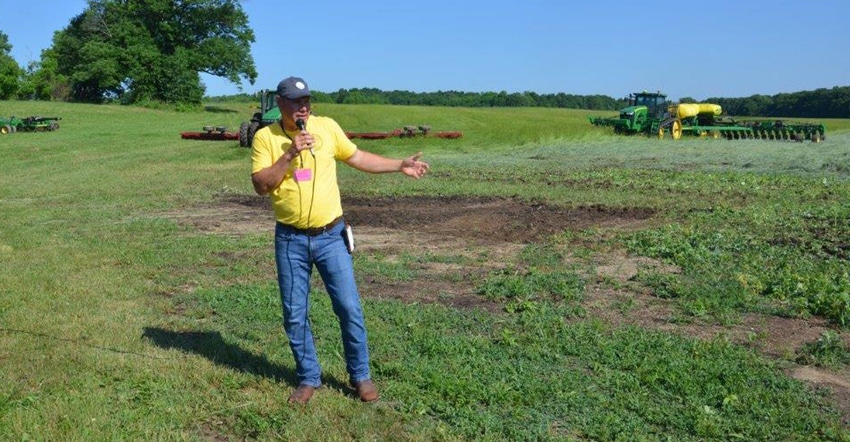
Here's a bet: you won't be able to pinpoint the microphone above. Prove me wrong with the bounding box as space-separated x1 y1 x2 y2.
295 118 314 156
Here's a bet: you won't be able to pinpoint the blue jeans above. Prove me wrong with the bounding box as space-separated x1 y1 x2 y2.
275 220 371 387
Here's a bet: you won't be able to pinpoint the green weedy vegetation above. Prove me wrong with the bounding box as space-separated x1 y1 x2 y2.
1 99 850 440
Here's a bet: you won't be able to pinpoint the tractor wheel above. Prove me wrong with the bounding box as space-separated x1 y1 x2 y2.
671 120 683 140
657 127 665 139
811 132 821 143
49 122 59 131
247 122 260 146
238 122 250 147
1 125 10 134
11 126 17 133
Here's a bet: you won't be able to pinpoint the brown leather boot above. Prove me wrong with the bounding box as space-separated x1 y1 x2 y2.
288 385 316 405
353 380 379 402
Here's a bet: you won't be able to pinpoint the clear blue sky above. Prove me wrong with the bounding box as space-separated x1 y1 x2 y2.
2 0 848 102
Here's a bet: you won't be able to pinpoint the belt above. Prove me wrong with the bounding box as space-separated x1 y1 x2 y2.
278 216 343 236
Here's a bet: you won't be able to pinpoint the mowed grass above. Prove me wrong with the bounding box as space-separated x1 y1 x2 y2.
1 99 850 440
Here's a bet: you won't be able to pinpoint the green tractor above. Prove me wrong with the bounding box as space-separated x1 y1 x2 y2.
589 91 670 137
589 91 826 142
1 115 61 134
0 116 17 134
238 89 280 147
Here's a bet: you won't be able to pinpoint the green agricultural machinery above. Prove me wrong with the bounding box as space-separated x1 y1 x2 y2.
238 89 279 147
0 116 61 134
589 91 826 142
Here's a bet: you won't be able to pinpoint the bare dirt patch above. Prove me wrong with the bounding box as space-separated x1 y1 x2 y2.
172 192 850 423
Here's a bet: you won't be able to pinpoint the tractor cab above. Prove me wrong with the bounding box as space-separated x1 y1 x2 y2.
629 91 669 119
238 89 282 147
258 89 280 121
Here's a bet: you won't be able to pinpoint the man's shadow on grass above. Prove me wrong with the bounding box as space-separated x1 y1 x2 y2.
142 327 348 392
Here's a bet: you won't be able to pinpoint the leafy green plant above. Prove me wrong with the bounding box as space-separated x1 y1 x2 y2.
796 330 850 368
625 204 850 325
477 268 585 305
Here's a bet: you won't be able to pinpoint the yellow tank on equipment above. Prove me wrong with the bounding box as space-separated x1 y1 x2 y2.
667 103 723 119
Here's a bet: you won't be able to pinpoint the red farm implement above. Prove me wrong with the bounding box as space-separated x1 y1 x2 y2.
345 125 462 140
180 126 239 141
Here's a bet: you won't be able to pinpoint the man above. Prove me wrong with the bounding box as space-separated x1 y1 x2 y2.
251 76 429 405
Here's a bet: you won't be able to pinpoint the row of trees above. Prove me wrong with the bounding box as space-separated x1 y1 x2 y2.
305 87 850 117
698 87 850 119
215 87 850 118
313 88 623 111
0 0 256 105
211 88 625 111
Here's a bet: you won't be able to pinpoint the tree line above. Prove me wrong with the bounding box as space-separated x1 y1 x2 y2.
208 88 625 111
216 86 850 118
0 0 847 118
698 87 850 119
319 88 624 111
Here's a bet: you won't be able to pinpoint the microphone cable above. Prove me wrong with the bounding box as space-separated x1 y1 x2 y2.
282 119 315 372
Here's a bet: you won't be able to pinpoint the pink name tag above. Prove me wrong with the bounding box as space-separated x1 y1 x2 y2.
294 168 312 182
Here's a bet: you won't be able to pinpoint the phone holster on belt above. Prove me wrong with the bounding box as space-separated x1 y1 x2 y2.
343 223 355 253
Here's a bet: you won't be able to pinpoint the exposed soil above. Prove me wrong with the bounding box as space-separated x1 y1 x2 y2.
173 192 850 424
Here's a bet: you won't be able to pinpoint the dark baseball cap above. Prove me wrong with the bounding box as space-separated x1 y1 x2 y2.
276 76 311 100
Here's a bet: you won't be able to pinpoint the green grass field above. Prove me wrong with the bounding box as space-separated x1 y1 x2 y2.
2 99 850 440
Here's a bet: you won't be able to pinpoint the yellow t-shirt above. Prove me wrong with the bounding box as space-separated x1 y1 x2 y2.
251 116 358 228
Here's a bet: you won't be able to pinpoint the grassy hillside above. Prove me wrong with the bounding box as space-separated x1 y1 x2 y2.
1 100 850 440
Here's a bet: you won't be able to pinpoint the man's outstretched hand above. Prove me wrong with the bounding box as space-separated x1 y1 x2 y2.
401 152 429 179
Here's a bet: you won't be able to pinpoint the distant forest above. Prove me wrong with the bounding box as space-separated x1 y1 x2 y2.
211 85 850 119
700 86 849 118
